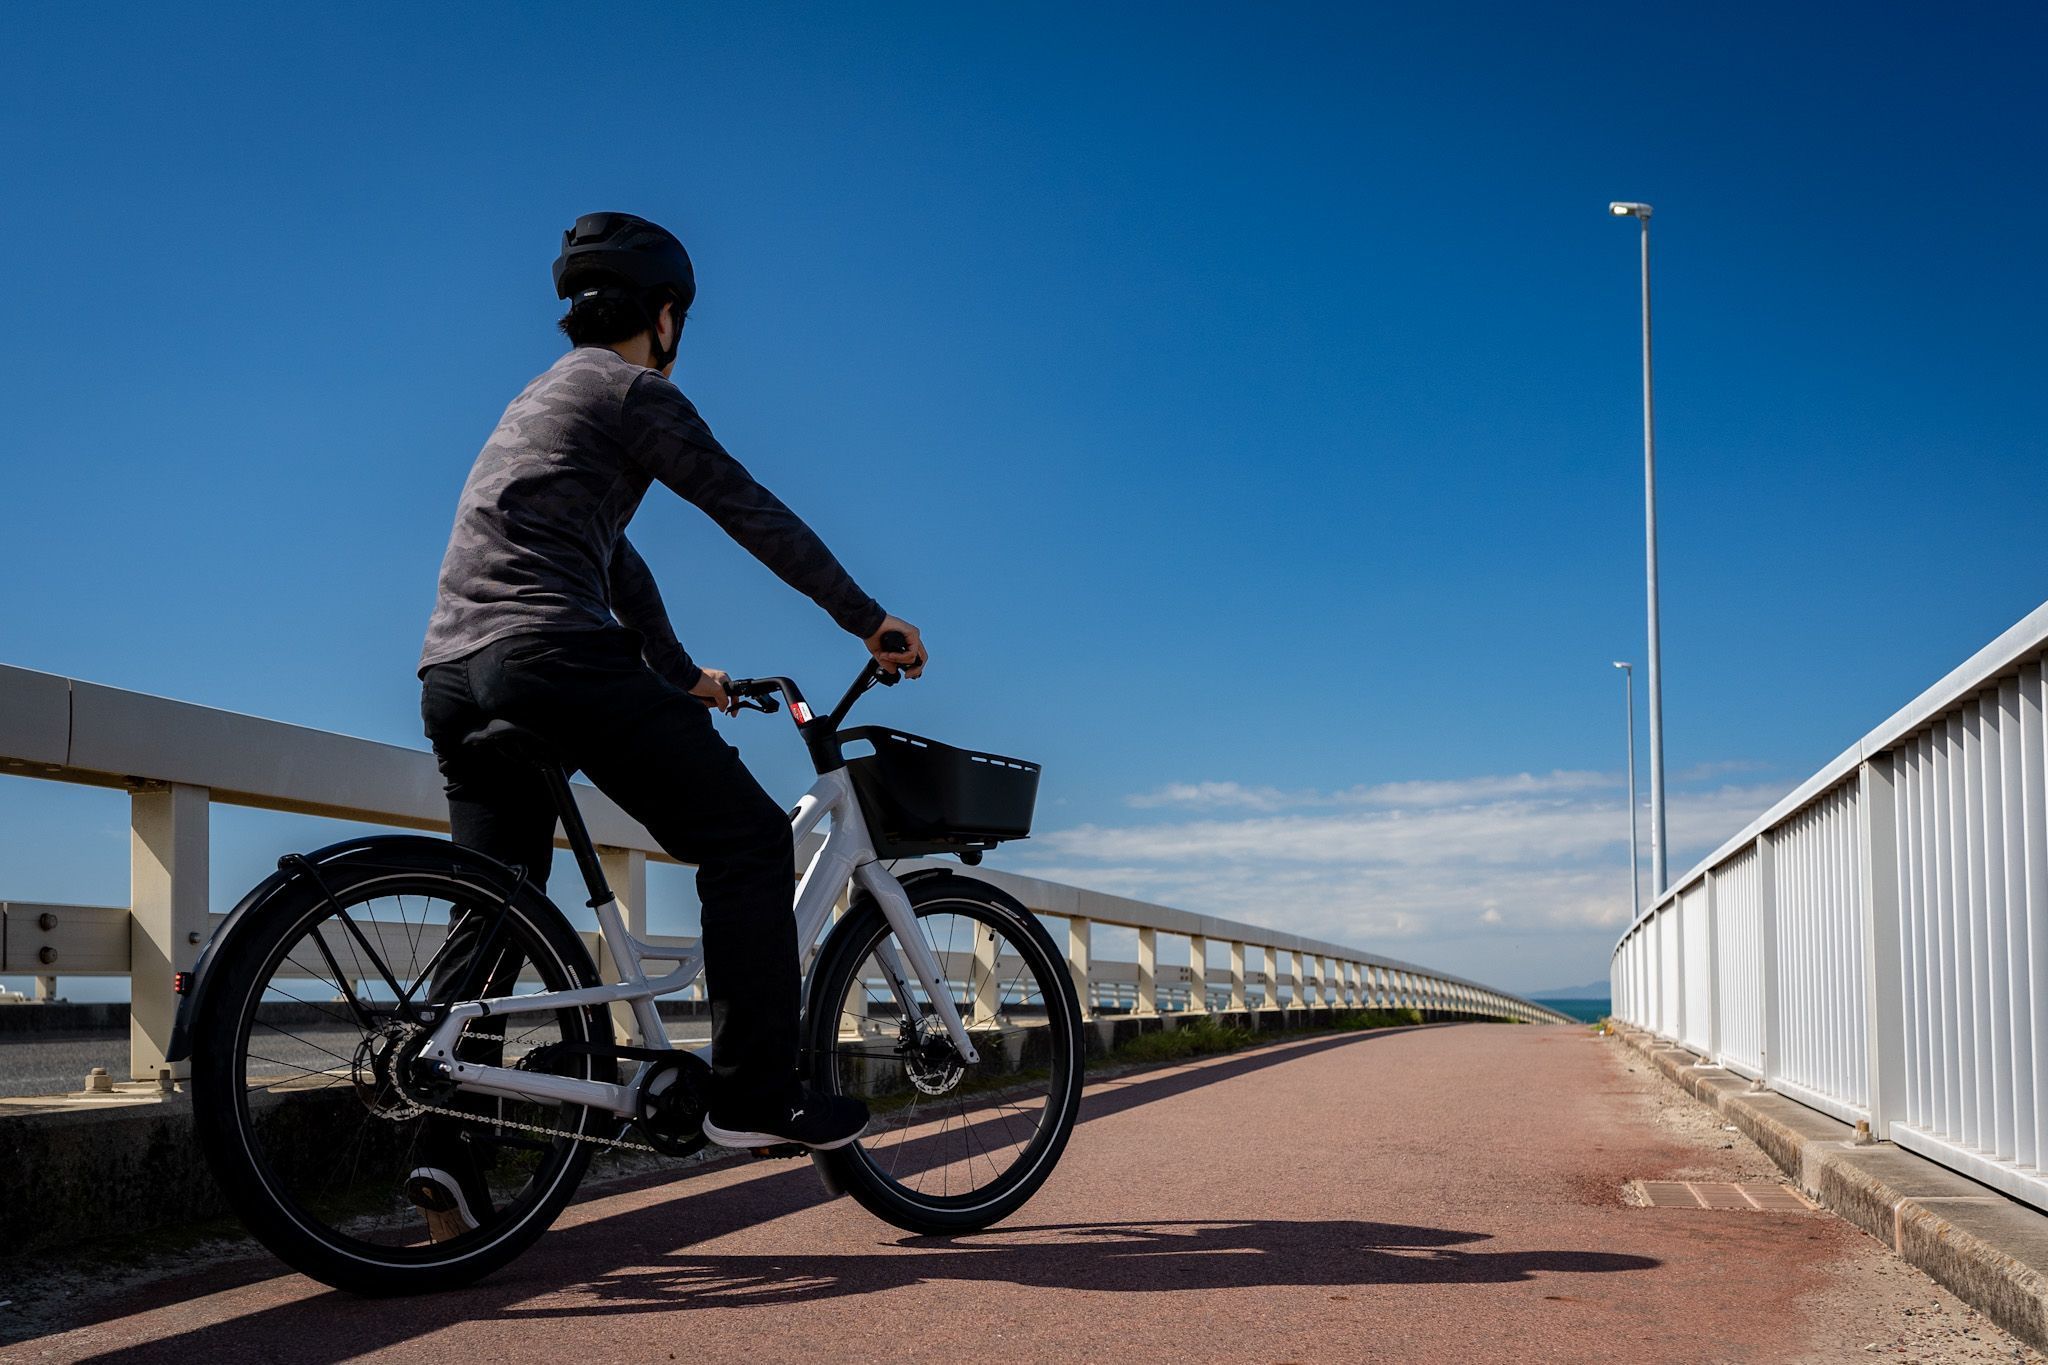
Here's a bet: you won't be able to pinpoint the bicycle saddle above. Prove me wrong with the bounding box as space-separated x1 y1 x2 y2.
461 719 560 767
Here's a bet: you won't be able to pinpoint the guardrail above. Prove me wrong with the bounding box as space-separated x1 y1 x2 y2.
0 661 1571 1080
1611 599 2048 1210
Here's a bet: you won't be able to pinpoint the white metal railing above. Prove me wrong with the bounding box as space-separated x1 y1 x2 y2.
1611 598 2048 1209
0 661 1570 1082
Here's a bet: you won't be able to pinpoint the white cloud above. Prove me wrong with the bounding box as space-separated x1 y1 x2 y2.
1007 770 1790 983
1125 780 1293 811
1123 769 1615 813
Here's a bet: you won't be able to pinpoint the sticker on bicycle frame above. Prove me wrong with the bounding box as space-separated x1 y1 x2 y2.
790 701 814 725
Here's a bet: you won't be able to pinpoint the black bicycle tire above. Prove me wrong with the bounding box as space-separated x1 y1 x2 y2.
188 856 610 1295
806 872 1084 1234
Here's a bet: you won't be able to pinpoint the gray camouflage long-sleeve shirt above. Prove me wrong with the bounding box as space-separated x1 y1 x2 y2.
420 346 885 687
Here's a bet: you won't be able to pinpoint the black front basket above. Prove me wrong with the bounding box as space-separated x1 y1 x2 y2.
842 726 1040 860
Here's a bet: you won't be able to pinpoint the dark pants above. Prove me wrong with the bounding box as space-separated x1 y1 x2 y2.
420 628 798 1107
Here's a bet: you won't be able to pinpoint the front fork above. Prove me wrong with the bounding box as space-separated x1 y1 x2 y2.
854 862 981 1066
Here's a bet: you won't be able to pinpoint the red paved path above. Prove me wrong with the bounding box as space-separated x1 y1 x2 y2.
4 1024 2025 1363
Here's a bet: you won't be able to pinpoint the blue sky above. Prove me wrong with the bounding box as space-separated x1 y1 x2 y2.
2 3 2042 996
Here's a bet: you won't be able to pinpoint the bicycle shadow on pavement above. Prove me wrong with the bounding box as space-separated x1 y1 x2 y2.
496 1216 1658 1318
62 1026 1654 1363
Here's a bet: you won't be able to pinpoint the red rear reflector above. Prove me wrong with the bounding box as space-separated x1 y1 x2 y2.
173 972 194 995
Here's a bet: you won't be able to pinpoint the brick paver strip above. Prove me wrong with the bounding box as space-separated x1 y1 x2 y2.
0 1025 2003 1362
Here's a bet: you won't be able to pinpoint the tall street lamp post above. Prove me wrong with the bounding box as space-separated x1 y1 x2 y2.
1609 199 1668 894
1612 661 1641 919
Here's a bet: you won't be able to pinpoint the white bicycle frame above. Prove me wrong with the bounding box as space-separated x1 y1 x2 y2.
414 764 981 1119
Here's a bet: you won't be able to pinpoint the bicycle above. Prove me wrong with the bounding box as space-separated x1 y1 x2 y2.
169 639 1085 1295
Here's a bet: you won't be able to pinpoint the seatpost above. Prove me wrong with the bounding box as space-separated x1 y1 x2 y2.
534 760 616 909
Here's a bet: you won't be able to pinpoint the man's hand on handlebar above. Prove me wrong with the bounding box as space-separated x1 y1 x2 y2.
688 667 738 715
865 615 927 679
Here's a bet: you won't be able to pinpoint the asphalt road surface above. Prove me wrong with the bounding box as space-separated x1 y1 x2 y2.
3 1024 2039 1362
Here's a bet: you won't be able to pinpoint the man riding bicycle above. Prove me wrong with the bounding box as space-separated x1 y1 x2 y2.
414 211 925 1236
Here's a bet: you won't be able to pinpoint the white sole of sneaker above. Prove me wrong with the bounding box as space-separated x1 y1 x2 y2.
407 1166 482 1243
701 1118 868 1152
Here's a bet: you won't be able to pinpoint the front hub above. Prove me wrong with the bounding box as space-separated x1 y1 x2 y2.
902 1015 968 1096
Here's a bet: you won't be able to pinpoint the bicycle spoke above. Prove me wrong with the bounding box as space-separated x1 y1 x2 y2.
822 897 1073 1209
218 875 598 1269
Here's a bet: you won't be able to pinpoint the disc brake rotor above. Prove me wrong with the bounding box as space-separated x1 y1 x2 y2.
902 1014 968 1096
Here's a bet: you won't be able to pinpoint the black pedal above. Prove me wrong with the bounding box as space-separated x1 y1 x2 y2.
748 1142 810 1160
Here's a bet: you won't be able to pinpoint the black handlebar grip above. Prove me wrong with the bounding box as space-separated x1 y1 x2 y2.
879 629 910 654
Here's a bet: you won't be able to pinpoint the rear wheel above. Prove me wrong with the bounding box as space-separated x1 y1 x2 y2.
189 850 612 1295
806 873 1084 1233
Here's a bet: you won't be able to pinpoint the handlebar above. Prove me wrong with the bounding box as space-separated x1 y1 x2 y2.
725 678 782 713
724 630 916 730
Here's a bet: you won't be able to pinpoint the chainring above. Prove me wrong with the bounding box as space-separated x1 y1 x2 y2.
634 1052 714 1157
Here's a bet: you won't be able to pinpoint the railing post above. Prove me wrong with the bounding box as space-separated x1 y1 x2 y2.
1228 941 1247 1011
972 918 1002 1025
34 975 58 1002
1067 917 1093 1020
1858 754 1907 1138
1671 896 1688 1047
1704 868 1722 1065
598 847 649 1044
1136 926 1158 1015
1187 935 1208 1014
1756 830 1780 1088
130 782 208 1081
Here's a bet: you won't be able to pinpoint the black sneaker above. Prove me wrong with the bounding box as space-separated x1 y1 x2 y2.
703 1087 870 1151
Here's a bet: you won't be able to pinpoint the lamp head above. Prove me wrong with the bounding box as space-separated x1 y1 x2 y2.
1612 660 1632 670
1608 201 1653 219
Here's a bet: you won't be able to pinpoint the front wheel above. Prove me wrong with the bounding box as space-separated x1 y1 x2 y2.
805 872 1085 1234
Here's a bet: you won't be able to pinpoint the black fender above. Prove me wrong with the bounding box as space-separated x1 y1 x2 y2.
166 834 527 1064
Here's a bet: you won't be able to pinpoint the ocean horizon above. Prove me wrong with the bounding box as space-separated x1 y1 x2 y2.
1529 996 1609 1024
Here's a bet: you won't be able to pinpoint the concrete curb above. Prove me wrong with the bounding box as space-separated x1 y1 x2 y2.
1614 1026 2048 1351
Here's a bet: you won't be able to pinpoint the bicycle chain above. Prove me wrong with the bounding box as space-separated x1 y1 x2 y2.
373 1030 660 1153
394 1094 660 1154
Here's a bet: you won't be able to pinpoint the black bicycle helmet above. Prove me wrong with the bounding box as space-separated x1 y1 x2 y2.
553 212 696 365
